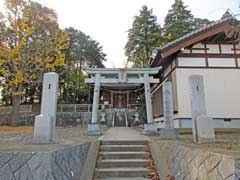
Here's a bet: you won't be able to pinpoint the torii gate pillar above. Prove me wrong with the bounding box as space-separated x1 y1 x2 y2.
143 73 157 134
87 73 101 135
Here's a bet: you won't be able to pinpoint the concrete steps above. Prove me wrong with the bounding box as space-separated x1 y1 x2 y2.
101 140 147 145
99 151 150 159
97 159 148 168
94 140 153 179
97 177 150 180
100 145 147 152
95 167 150 178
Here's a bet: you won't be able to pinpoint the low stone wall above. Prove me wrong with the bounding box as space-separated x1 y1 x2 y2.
0 142 90 180
0 112 92 126
148 140 240 180
56 112 92 126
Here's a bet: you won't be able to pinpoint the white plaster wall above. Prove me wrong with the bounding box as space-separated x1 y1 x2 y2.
221 44 234 54
192 43 205 53
178 58 206 67
182 49 190 53
238 59 240 66
192 43 204 48
208 58 236 67
206 44 219 54
175 68 240 119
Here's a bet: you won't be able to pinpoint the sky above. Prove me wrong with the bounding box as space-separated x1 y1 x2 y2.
0 0 239 68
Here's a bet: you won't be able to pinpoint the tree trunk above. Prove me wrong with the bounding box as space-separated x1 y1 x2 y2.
10 95 21 126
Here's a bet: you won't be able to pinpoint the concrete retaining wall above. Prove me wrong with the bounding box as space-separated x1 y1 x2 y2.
155 117 240 128
0 142 90 180
148 140 240 180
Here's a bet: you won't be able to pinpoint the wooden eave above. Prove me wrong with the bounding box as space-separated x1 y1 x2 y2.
151 19 237 67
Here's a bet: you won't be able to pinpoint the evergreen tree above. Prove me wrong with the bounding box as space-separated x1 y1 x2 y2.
61 27 106 103
125 5 162 67
193 18 211 29
163 0 195 42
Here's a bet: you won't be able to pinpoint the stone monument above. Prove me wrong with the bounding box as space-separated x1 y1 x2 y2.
189 75 215 143
160 81 179 139
33 72 59 143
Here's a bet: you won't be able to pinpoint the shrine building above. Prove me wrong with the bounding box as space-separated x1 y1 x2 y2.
84 17 240 133
151 17 240 128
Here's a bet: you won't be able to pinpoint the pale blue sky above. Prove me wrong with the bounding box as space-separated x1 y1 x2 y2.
0 0 239 67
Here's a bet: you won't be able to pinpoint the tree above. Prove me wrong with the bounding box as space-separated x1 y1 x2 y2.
60 27 106 103
125 5 162 67
193 18 211 29
163 0 195 42
0 0 69 125
163 0 211 42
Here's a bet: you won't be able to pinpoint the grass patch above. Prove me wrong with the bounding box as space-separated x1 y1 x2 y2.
0 126 33 133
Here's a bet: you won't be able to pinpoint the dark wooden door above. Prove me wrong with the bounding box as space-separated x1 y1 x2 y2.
113 93 120 108
120 93 127 108
113 92 128 108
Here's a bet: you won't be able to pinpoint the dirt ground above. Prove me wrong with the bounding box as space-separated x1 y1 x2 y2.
148 128 240 156
0 126 240 155
0 126 107 151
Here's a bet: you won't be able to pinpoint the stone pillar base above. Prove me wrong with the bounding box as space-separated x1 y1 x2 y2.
87 124 101 135
196 115 215 144
160 128 179 139
33 114 55 144
143 123 157 134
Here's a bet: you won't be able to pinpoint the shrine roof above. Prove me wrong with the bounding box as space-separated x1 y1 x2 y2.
150 17 238 66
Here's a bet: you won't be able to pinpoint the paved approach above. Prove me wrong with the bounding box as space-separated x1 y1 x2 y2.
100 127 148 141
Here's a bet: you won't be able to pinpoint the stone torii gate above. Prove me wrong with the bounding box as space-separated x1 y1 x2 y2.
84 67 161 135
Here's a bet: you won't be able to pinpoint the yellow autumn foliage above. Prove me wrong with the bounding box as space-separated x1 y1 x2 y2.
0 0 69 96
12 71 24 85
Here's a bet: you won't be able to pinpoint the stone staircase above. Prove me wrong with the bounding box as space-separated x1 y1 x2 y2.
94 140 155 180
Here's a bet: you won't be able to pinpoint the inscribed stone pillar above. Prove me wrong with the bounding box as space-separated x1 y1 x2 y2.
160 81 179 139
189 75 215 143
143 73 157 134
163 81 174 128
88 73 101 135
34 72 59 143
